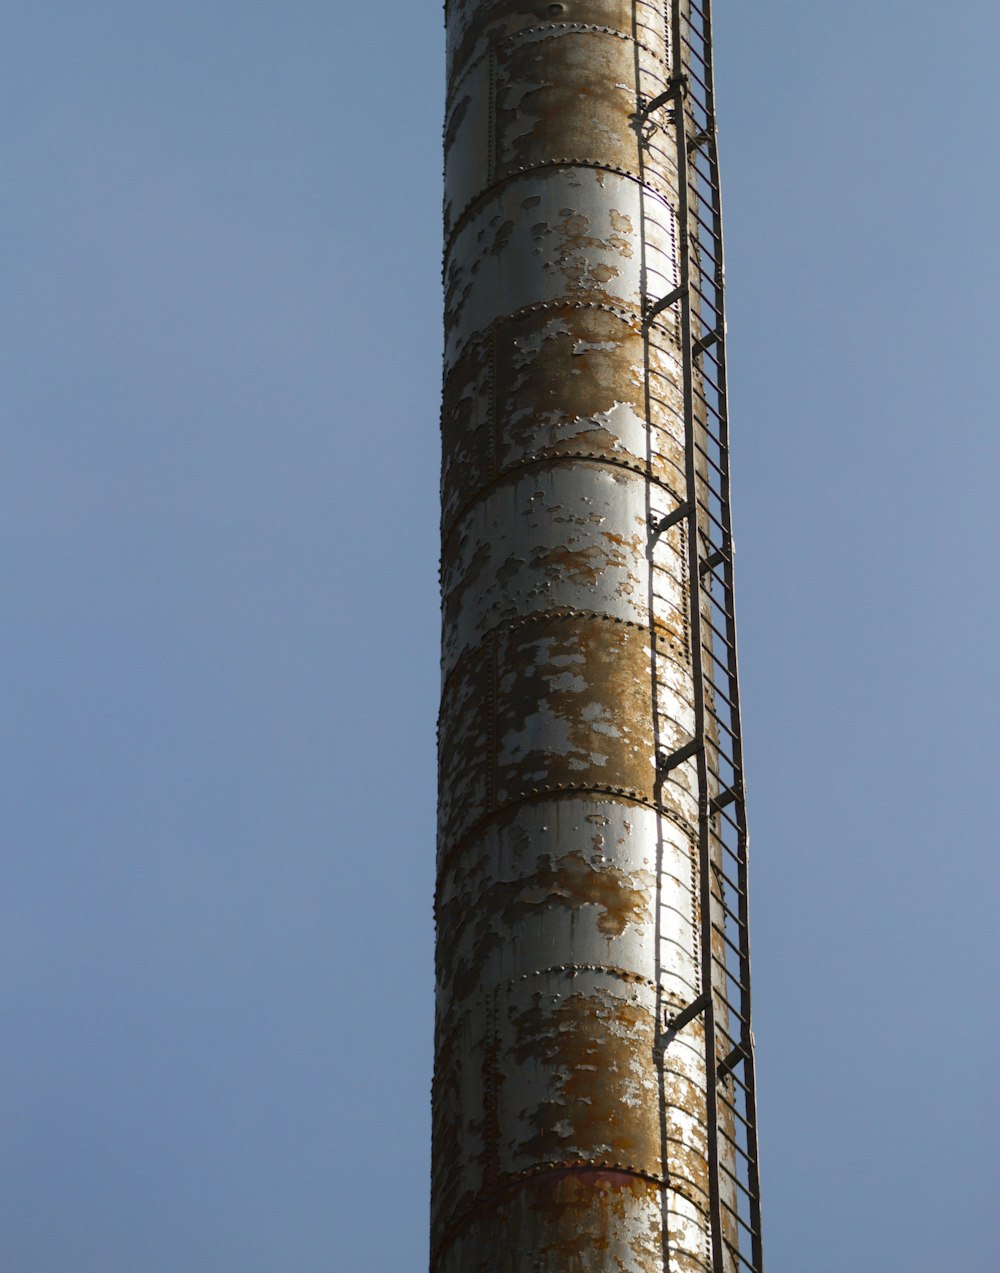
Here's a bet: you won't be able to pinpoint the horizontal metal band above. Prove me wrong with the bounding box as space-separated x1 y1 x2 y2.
446 295 646 372
431 1159 711 1271
442 298 645 393
436 783 700 887
445 21 660 101
472 960 662 994
440 450 686 555
444 158 675 264
444 165 678 364
437 605 693 710
432 966 709 1057
446 24 637 100
434 797 703 1010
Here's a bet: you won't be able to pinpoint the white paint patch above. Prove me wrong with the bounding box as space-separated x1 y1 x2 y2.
572 339 619 354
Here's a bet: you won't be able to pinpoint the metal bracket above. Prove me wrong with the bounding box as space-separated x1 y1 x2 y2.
687 127 712 154
637 74 688 123
664 990 710 1033
653 500 692 536
656 737 701 775
710 786 739 814
693 328 721 357
699 547 727 576
717 1039 749 1084
643 284 686 330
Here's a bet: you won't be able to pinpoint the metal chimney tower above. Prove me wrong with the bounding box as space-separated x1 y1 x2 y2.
434 2 762 1270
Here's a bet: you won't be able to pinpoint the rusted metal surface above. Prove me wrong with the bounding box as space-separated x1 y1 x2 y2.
435 2 762 1269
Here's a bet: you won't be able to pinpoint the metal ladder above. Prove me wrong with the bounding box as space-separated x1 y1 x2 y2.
646 1 765 1268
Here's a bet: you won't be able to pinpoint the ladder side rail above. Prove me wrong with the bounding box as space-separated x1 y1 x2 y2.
668 1 726 1268
678 0 764 1269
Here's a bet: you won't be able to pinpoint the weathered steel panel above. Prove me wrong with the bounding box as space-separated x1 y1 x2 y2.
441 463 687 670
434 2 743 1269
437 801 698 997
441 307 686 537
444 169 676 368
445 0 669 85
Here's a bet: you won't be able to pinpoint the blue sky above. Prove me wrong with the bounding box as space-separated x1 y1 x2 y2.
1 3 997 1270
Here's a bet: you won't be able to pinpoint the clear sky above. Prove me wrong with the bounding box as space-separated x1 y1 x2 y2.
1 3 997 1270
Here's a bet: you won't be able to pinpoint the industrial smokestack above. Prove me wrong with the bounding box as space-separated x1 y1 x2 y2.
433 2 762 1269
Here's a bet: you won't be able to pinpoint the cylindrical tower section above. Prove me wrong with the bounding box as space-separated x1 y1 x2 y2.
434 2 718 1268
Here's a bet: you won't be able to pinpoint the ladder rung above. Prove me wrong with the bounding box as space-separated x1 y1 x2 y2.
720 1193 761 1240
